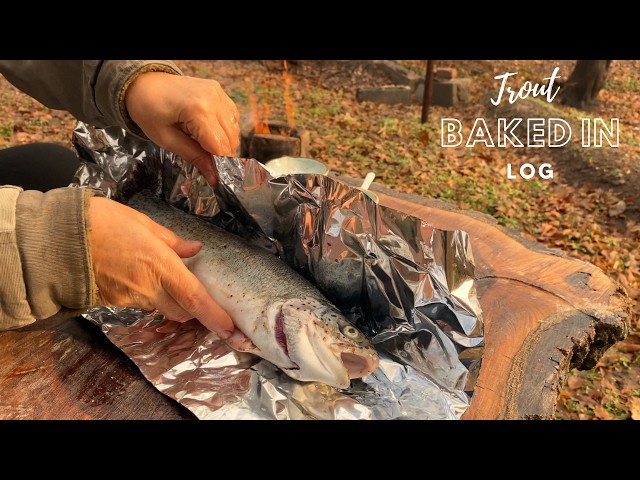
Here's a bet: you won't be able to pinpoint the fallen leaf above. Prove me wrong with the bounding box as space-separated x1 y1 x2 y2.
10 131 37 144
594 404 614 420
618 343 640 353
567 376 584 390
608 200 626 217
630 397 640 420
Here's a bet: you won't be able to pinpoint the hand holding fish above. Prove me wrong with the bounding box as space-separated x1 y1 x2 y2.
125 72 240 186
101 70 378 388
129 194 380 388
87 196 236 340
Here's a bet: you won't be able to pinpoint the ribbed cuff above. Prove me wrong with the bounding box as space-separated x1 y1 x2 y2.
118 62 183 138
0 186 33 329
15 187 96 319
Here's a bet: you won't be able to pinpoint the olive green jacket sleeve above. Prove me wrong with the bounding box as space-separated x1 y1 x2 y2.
0 60 182 137
0 60 183 330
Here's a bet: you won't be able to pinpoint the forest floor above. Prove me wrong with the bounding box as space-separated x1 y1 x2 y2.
1 59 638 419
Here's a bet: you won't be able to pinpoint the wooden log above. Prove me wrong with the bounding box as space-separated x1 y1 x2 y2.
0 315 193 420
0 182 630 419
357 179 630 419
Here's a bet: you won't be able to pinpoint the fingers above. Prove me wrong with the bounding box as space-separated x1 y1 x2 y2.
216 92 241 154
138 219 202 259
184 83 240 157
201 80 241 155
184 113 235 158
161 265 235 339
151 293 197 324
172 239 203 259
152 295 191 322
125 72 241 183
154 128 220 186
216 109 241 155
90 196 235 340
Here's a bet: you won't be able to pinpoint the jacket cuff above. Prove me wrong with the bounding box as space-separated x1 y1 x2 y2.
0 186 33 330
15 187 97 320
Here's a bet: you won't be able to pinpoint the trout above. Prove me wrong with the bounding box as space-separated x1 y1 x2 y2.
128 194 379 388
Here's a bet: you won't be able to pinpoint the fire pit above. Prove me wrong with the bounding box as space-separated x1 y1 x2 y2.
240 120 310 164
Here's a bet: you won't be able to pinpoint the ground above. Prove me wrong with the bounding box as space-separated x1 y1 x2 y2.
1 59 638 419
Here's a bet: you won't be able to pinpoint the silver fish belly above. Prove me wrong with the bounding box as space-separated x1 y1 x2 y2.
127 194 379 388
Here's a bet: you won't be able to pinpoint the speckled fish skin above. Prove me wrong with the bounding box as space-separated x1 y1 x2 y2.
128 194 379 388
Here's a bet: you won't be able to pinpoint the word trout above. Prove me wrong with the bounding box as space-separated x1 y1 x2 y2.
490 67 562 106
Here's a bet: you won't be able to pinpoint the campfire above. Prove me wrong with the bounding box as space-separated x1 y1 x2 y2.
240 61 310 164
240 120 310 164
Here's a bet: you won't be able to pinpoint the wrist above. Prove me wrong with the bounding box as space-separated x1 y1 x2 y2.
120 65 182 138
125 71 174 115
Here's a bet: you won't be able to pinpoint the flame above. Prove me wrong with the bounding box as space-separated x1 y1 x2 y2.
259 102 270 134
249 90 271 134
283 60 296 130
247 61 297 135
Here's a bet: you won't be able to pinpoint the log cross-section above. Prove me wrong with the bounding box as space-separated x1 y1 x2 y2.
0 181 630 420
360 180 630 419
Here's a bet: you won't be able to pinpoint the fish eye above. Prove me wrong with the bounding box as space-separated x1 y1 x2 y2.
342 325 364 341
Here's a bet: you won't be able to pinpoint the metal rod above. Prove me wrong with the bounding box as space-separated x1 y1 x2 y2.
421 60 435 123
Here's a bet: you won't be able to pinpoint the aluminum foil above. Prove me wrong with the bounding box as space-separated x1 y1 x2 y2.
71 121 484 420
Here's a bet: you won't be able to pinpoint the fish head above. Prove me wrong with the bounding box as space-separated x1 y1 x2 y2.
276 297 379 389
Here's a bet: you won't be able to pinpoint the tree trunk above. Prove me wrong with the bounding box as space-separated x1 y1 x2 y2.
559 60 611 109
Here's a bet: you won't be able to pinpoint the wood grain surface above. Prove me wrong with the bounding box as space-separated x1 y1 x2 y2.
0 315 193 420
0 182 630 420
362 179 630 419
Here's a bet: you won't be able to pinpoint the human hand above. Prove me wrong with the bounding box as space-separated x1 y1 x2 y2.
88 196 235 339
125 72 240 186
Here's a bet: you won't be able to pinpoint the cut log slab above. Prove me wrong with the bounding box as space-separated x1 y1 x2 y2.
0 315 194 420
0 181 630 420
355 179 631 419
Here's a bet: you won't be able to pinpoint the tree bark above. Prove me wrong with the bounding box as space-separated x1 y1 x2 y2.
559 60 612 109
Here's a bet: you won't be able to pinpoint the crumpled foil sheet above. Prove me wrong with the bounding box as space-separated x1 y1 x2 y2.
70 121 484 420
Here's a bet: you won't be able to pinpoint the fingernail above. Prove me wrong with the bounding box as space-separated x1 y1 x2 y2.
219 328 234 340
204 171 219 186
226 328 249 343
225 328 255 351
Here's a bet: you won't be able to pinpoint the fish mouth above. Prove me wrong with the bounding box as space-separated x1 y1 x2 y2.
278 301 379 388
